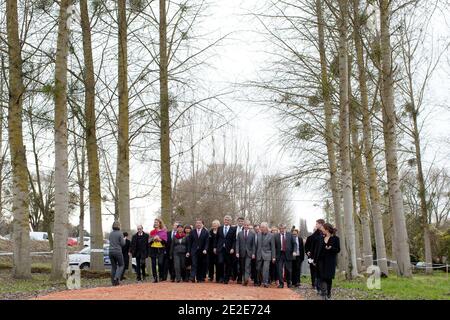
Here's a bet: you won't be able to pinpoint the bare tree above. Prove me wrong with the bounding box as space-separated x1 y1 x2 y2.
51 0 71 281
336 0 358 278
6 0 31 279
351 0 388 276
379 0 412 277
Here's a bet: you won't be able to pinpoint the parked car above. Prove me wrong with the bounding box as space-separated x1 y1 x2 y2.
414 261 446 270
76 237 90 247
68 245 136 271
67 237 78 246
30 232 49 241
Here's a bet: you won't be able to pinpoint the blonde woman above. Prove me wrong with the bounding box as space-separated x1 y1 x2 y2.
149 218 167 282
208 219 221 281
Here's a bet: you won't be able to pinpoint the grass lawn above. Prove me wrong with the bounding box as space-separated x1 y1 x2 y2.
332 272 450 300
0 263 113 299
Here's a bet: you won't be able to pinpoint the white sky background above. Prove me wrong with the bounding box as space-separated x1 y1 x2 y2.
71 0 449 235
92 0 326 233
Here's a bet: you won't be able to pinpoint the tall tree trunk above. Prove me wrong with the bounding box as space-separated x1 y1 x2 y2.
352 0 389 276
411 108 432 274
51 0 71 281
338 0 358 279
74 128 86 248
352 194 363 271
379 0 412 277
316 0 347 272
0 56 3 218
117 0 131 274
350 96 373 270
80 0 104 270
159 0 172 223
6 0 31 279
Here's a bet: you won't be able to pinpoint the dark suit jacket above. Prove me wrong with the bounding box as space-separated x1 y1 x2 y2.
274 232 297 261
236 229 256 258
130 232 149 258
166 230 176 256
305 229 322 258
187 228 209 255
215 225 237 252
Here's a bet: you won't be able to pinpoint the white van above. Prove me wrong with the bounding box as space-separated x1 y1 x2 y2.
29 232 49 241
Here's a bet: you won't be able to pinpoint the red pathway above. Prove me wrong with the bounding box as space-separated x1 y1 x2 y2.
36 281 303 300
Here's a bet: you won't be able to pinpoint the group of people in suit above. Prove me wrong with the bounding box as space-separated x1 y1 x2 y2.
108 216 340 299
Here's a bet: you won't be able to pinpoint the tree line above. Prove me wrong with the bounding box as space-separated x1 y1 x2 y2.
250 0 449 278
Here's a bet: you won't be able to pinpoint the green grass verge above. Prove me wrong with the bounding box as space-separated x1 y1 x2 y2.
332 273 450 300
0 266 112 297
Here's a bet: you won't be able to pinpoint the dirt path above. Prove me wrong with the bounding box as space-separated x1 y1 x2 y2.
36 281 303 300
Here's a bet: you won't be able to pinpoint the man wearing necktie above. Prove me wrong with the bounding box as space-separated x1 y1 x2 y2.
254 222 276 287
186 219 209 282
236 220 256 286
275 223 298 288
164 221 180 282
214 215 236 284
234 217 245 283
251 224 260 283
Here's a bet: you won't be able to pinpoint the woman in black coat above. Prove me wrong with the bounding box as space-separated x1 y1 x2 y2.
183 225 193 282
314 223 340 300
208 220 220 282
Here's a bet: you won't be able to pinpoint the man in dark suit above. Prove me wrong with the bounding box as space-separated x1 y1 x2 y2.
130 225 149 281
254 222 275 287
164 221 180 281
291 229 305 287
305 219 325 293
236 220 256 286
274 223 297 288
251 224 260 282
187 219 209 282
214 215 236 284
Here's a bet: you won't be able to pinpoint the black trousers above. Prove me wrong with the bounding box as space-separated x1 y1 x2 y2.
320 278 333 297
217 248 233 282
208 252 219 280
251 259 257 281
269 260 277 283
163 253 175 281
276 252 292 285
150 247 165 280
120 253 130 280
190 251 207 281
183 257 191 281
291 256 303 285
135 255 147 280
309 263 321 291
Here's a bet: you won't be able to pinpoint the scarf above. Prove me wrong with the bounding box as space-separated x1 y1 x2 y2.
175 232 186 239
150 228 168 248
150 228 168 240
